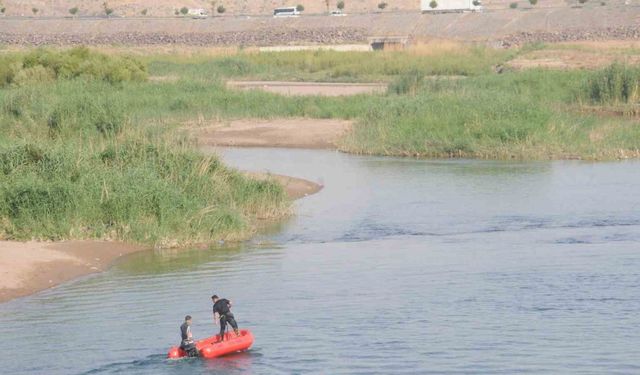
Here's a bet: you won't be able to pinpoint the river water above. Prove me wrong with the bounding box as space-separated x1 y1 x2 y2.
1 148 639 374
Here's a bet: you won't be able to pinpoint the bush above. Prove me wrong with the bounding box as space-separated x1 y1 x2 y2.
217 5 226 13
388 69 425 95
69 7 79 15
510 2 518 8
585 63 640 105
337 0 345 10
429 0 438 8
378 2 387 9
180 6 189 15
296 4 304 11
0 47 147 88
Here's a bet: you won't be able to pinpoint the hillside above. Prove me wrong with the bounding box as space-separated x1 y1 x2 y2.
0 0 629 17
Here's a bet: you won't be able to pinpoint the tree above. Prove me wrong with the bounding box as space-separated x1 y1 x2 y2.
141 8 148 15
174 9 180 15
509 2 518 8
32 7 38 15
296 4 304 11
429 0 438 8
578 0 587 3
529 0 537 4
180 7 189 15
0 7 5 14
378 2 387 9
337 0 345 10
69 7 79 16
325 0 330 12
103 2 114 16
217 5 226 13
472 0 481 5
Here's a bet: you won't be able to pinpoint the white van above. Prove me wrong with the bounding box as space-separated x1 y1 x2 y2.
188 8 208 19
273 7 300 17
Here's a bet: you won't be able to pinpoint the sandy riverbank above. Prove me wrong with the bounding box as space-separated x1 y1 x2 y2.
0 240 143 303
193 118 352 149
0 172 321 304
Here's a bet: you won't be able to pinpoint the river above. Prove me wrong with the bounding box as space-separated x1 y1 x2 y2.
1 148 639 374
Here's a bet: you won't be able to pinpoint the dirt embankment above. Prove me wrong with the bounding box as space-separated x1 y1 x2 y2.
193 118 352 149
498 26 640 48
0 241 143 303
227 81 386 96
0 28 368 46
1 7 640 47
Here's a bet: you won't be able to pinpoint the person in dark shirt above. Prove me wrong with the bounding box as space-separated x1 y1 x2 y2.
211 294 240 341
180 315 199 357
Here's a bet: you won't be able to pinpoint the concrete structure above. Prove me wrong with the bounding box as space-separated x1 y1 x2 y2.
421 0 482 12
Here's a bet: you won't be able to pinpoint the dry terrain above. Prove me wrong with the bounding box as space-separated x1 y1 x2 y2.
227 81 387 96
1 6 640 46
192 118 352 149
0 0 605 17
0 241 142 302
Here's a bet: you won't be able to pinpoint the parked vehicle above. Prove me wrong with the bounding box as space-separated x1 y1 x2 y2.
188 8 208 19
273 7 300 17
330 10 346 16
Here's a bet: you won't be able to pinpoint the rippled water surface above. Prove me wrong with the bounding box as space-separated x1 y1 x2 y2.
1 148 640 374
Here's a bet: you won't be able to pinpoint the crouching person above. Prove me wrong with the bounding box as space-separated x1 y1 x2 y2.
180 315 199 357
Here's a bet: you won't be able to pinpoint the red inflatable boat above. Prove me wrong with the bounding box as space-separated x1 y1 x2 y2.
167 329 254 359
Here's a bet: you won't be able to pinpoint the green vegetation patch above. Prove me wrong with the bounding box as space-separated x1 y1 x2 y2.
0 75 289 245
0 47 147 88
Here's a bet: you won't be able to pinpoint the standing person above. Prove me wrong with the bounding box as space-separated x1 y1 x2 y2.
180 315 199 357
212 294 240 341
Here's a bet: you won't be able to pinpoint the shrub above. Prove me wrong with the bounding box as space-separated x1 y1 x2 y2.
585 63 640 105
103 2 114 16
12 65 56 87
69 7 78 15
510 2 518 8
141 8 148 15
180 6 189 15
174 9 179 15
0 47 147 88
0 7 5 14
388 69 425 95
217 5 226 13
378 2 387 9
429 0 438 8
337 0 345 10
296 4 304 11
529 0 537 5
32 7 38 15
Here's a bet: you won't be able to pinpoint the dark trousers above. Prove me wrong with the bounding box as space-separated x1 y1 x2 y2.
180 340 199 357
219 313 238 340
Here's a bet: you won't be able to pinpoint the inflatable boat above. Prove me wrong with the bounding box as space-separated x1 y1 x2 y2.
167 329 254 359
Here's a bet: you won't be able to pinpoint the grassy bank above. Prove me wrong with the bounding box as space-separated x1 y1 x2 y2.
2 45 639 246
0 49 290 245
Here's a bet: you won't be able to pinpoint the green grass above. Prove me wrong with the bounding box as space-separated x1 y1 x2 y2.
2 47 640 244
0 51 291 245
146 45 513 82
